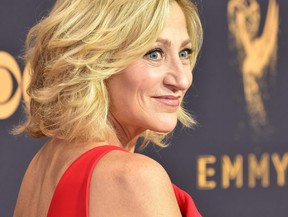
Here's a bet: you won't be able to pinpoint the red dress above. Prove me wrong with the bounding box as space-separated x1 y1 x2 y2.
47 145 202 217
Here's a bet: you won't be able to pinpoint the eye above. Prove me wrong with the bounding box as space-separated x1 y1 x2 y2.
179 48 192 59
144 48 164 61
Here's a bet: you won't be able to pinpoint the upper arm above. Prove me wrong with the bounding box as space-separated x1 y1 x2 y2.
89 151 182 217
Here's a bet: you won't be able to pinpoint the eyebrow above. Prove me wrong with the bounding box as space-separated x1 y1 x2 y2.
156 38 191 47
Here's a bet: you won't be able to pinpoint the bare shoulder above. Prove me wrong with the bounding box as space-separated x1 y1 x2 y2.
13 148 47 217
89 150 182 217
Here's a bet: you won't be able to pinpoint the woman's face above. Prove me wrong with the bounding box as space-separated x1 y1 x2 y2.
107 2 192 136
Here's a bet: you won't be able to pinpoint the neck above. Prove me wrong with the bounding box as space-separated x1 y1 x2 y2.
108 113 144 152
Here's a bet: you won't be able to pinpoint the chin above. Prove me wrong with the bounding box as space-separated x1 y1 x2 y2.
150 120 178 133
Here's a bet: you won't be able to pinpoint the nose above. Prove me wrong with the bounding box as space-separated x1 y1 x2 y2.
163 57 192 92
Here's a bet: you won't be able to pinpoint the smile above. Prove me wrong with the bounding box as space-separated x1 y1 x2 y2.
152 95 180 107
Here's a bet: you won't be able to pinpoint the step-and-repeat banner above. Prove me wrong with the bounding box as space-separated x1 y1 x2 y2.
1 0 287 216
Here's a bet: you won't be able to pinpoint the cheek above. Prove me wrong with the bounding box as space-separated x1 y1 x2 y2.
107 61 165 110
126 73 163 100
106 74 145 111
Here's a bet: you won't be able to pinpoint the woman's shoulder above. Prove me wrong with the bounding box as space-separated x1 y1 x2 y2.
89 149 182 216
92 149 171 189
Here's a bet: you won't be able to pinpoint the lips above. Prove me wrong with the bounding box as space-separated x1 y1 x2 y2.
152 95 181 107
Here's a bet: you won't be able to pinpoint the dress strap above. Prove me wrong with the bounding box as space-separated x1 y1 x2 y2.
47 145 127 217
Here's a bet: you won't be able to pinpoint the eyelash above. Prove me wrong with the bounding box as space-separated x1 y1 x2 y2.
144 48 193 61
144 48 164 61
179 48 192 59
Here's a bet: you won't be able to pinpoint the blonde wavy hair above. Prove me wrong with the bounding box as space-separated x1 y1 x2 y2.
17 0 203 148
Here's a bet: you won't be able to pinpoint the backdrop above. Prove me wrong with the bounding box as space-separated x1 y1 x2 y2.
1 0 287 216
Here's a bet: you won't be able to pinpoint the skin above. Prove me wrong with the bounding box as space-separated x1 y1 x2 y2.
13 2 192 217
107 1 193 150
91 2 193 215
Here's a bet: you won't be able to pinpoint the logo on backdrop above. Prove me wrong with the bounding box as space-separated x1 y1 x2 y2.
227 0 279 128
0 51 30 119
197 0 285 191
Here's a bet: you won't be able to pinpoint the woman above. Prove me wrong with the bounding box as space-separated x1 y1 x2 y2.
13 0 203 216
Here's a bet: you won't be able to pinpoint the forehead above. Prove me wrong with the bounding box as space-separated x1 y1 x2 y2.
158 2 189 42
167 1 186 26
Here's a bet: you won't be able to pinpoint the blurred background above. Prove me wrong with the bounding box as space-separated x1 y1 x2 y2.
1 0 287 216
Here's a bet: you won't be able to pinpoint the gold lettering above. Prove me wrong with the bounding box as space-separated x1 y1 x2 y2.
197 155 216 190
271 153 288 186
0 51 22 119
0 51 31 119
0 67 13 103
222 155 243 188
248 153 270 188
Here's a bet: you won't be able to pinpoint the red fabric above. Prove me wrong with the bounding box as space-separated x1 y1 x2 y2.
47 145 201 217
172 184 202 217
